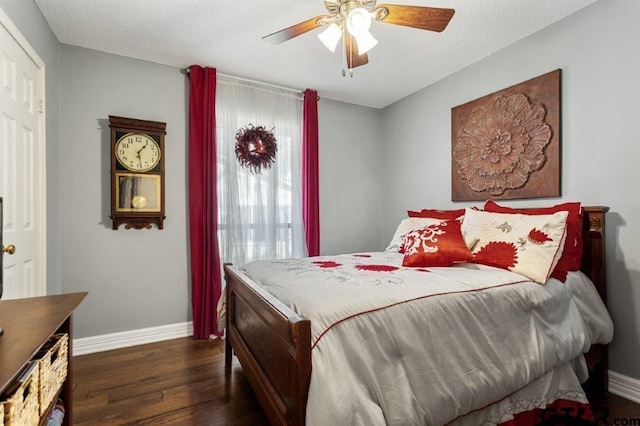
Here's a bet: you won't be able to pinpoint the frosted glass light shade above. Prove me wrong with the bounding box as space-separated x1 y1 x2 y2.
346 8 372 36
318 23 342 52
354 30 378 54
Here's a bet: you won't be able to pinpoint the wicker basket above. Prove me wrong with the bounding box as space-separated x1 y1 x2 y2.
35 333 68 416
0 402 4 426
2 362 39 426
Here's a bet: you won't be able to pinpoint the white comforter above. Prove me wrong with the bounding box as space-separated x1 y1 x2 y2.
240 252 613 425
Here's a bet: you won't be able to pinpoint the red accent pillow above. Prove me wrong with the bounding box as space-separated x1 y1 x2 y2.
483 200 583 282
407 208 466 220
401 220 474 267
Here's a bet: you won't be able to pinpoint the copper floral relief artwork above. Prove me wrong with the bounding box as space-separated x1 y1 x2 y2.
451 69 560 201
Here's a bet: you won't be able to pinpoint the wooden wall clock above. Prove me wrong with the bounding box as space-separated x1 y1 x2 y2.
109 116 166 230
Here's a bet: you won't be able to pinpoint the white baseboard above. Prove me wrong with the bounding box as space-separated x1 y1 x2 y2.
609 370 640 405
73 322 193 356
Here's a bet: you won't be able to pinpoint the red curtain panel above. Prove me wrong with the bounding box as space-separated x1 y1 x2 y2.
188 66 223 338
303 89 320 257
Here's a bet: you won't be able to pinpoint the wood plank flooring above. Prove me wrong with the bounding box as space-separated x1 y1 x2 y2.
73 337 640 425
73 337 268 425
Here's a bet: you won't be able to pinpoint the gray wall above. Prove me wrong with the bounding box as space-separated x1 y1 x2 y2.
58 45 191 338
0 0 63 294
380 0 640 380
319 98 383 255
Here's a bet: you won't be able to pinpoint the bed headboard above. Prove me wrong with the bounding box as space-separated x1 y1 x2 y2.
580 206 609 305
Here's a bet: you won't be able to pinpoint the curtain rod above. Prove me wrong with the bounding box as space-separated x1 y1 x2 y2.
180 67 309 98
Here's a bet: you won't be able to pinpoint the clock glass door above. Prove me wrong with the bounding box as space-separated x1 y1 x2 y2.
115 173 161 212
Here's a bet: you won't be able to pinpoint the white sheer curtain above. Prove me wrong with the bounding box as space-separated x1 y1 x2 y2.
216 76 307 267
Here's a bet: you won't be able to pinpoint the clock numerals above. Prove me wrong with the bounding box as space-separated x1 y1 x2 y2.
115 132 161 172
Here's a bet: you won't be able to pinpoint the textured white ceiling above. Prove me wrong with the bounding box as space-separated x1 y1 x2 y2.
34 0 598 108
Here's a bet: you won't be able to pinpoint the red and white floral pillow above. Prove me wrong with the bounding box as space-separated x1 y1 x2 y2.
460 208 568 284
483 200 583 282
385 217 443 253
401 219 474 267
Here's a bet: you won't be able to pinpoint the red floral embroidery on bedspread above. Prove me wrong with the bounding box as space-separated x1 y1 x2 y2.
352 254 372 258
312 261 342 268
354 264 399 272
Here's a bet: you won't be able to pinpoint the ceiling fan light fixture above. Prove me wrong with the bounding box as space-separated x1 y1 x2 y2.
262 2 455 75
354 31 378 55
346 7 372 36
345 7 377 55
317 23 342 52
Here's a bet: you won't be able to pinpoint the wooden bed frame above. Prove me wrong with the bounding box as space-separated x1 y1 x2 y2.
224 206 610 426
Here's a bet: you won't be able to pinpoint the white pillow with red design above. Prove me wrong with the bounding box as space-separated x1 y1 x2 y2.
385 217 443 253
460 207 568 284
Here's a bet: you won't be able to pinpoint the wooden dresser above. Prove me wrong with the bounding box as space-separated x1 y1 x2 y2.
0 292 86 425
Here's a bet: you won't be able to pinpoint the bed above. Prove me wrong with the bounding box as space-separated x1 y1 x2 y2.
223 206 612 425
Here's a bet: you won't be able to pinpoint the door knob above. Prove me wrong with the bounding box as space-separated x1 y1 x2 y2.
3 244 15 255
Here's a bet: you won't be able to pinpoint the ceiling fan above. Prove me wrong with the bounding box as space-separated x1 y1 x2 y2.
262 0 455 76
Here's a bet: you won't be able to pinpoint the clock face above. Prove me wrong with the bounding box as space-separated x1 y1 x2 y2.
115 133 161 172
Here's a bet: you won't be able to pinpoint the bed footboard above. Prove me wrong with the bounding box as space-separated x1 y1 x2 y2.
224 264 311 426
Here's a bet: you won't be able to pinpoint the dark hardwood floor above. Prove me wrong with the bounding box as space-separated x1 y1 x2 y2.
73 337 640 425
73 337 269 425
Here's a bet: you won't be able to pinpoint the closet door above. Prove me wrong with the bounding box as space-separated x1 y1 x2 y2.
0 9 46 298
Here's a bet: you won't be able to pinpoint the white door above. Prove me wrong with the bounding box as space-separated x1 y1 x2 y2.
0 8 46 299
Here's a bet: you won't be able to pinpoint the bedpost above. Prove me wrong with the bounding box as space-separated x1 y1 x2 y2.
223 263 233 403
224 263 233 377
580 206 610 396
580 207 609 304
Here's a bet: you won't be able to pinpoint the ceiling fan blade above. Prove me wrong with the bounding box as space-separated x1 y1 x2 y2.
376 5 455 32
262 16 327 45
345 33 369 69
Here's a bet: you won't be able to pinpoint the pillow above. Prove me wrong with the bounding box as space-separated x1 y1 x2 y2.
484 200 583 281
385 217 443 253
402 219 474 267
461 208 568 284
407 208 466 220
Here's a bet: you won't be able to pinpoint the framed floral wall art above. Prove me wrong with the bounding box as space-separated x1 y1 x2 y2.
451 69 560 201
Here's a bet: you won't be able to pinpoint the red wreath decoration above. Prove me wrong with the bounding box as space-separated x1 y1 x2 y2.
235 124 277 173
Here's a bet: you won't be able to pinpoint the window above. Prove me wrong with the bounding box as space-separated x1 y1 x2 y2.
216 77 307 267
